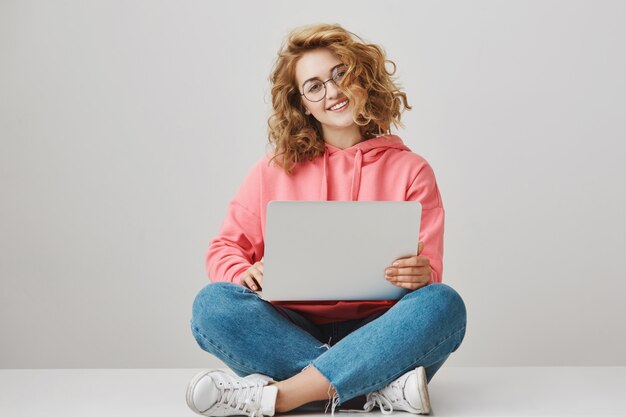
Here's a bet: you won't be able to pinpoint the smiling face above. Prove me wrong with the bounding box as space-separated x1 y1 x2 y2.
295 48 361 142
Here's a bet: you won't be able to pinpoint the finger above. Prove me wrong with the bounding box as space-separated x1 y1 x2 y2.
387 274 430 282
243 276 257 291
248 269 263 290
392 280 427 291
391 280 420 291
391 256 410 267
388 264 432 281
398 265 431 276
385 267 431 281
391 256 429 268
385 265 429 278
250 276 262 291
256 262 264 273
417 241 424 255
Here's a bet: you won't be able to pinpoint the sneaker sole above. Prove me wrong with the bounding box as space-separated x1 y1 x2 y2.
186 368 223 415
416 366 431 414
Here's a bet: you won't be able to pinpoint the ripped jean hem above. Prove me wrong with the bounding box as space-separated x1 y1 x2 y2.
301 362 342 417
298 337 341 416
342 325 466 399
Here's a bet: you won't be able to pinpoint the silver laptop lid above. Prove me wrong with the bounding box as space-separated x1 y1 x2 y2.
260 201 422 301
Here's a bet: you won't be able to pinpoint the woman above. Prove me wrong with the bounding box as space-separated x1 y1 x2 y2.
187 23 467 417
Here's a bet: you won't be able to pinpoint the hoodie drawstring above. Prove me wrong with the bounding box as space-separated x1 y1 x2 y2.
320 147 364 201
321 148 329 200
350 148 363 201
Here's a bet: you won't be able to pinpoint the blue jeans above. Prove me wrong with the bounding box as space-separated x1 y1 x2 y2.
190 282 467 410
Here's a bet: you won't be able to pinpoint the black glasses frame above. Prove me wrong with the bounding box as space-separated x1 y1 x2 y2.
299 65 348 102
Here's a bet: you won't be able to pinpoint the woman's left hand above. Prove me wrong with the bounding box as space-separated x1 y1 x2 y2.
385 241 432 291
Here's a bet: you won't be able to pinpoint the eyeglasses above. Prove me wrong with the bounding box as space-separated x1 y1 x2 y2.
300 64 348 102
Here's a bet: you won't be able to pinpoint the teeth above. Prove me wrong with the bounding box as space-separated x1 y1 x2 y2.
329 100 348 111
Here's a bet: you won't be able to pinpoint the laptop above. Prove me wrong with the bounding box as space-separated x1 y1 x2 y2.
258 200 422 301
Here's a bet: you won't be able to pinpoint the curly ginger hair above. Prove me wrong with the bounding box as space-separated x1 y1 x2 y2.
266 23 412 175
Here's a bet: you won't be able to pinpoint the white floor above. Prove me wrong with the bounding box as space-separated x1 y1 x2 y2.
1 367 625 417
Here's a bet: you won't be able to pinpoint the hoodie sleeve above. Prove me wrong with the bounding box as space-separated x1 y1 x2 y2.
205 162 265 285
406 161 445 283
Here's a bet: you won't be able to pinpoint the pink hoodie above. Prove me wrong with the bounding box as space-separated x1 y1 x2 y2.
205 134 445 324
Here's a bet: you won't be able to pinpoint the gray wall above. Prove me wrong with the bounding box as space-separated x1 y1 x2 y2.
1 0 625 368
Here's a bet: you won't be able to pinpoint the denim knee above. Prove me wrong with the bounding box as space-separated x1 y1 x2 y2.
191 281 243 331
423 283 467 348
405 283 466 333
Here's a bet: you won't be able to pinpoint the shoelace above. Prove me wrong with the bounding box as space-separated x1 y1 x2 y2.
339 379 404 415
363 391 394 414
338 391 394 415
212 372 266 417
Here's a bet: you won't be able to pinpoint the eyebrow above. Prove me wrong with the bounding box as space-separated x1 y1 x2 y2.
302 64 345 86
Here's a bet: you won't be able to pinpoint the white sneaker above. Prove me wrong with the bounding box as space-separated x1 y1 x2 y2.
186 369 279 417
244 373 276 384
361 366 431 415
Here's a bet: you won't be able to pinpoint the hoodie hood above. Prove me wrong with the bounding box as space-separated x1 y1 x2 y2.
320 134 411 200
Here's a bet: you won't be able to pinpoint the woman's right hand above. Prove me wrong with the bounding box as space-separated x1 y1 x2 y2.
241 261 264 292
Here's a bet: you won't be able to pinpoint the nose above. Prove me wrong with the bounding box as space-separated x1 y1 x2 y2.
325 79 340 100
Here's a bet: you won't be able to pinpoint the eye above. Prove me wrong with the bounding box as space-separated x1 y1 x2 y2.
307 82 322 93
333 66 348 81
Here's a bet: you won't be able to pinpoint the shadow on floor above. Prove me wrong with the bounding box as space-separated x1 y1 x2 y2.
285 395 367 414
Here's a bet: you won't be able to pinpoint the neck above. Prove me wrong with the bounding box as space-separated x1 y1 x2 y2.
322 124 363 149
